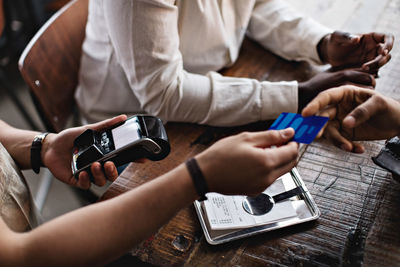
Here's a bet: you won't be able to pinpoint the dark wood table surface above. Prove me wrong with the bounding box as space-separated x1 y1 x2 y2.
100 2 400 265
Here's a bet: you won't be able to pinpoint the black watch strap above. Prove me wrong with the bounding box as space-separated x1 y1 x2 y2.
31 132 49 174
186 158 209 201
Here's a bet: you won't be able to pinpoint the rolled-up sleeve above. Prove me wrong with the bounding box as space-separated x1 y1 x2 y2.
102 0 298 126
248 0 332 64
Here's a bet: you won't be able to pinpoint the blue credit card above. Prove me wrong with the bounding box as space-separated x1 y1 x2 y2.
269 112 329 144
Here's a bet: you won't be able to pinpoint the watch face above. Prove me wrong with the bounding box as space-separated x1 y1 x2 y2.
31 132 49 174
35 132 49 142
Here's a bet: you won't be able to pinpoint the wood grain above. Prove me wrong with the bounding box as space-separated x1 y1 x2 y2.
18 0 88 132
0 0 4 36
100 1 400 266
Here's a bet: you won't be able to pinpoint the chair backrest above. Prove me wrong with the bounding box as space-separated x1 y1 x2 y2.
18 0 88 132
0 0 4 35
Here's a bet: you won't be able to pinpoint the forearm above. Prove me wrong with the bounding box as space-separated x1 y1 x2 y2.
0 120 39 169
15 164 197 266
248 0 331 64
143 70 298 126
103 0 297 126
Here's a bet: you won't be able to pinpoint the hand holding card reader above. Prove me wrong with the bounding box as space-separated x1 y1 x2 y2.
71 115 170 179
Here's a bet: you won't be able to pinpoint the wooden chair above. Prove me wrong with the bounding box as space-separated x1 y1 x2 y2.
18 0 93 210
0 0 4 34
19 0 88 133
46 0 73 13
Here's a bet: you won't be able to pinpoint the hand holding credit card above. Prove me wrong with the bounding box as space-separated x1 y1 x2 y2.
269 113 329 144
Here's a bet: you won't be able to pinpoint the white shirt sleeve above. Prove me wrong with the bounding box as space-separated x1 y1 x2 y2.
248 0 332 64
102 0 298 127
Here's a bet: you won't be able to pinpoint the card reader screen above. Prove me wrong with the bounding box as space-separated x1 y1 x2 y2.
111 117 141 150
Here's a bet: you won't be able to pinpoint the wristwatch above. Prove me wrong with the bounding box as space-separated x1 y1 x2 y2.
31 132 49 174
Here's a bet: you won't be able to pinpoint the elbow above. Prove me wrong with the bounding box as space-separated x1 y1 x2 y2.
139 72 183 122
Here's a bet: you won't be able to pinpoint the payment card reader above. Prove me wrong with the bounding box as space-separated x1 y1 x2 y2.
71 115 170 179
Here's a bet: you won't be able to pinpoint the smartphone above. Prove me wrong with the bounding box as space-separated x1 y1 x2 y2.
71 115 170 179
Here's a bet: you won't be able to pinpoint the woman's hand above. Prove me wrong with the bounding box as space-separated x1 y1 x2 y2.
42 115 127 189
196 128 298 196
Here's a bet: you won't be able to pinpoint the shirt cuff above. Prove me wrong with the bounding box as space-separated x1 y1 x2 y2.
301 20 332 64
260 80 298 120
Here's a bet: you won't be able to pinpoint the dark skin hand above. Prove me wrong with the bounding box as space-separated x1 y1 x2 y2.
298 31 392 112
318 31 394 73
297 69 375 112
302 86 400 153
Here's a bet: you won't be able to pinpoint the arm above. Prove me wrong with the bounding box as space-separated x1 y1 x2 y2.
246 0 384 111
101 1 375 126
0 121 38 169
248 1 394 71
0 116 125 188
248 1 393 73
102 0 299 126
248 0 332 64
302 86 400 152
0 129 298 266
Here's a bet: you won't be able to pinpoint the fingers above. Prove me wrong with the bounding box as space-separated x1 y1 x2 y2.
104 161 119 181
89 115 128 131
251 142 298 194
382 33 394 53
323 122 365 153
342 95 381 128
352 143 365 154
361 33 394 72
339 70 376 87
90 162 107 186
247 128 295 147
374 32 394 53
76 172 91 189
324 123 353 152
318 106 337 120
302 87 347 117
74 162 118 189
264 142 299 169
362 53 391 72
266 158 298 187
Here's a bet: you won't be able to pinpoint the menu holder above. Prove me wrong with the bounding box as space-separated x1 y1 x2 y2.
194 167 320 245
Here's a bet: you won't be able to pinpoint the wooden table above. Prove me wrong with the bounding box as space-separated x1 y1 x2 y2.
100 1 400 265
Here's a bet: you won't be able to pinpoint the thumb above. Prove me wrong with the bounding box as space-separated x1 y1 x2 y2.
341 70 376 87
250 128 295 147
342 97 377 128
331 31 360 45
89 115 128 131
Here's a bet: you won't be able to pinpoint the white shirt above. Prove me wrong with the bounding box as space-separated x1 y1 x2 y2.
75 0 331 126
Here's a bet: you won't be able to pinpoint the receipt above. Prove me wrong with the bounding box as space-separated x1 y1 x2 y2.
203 173 298 230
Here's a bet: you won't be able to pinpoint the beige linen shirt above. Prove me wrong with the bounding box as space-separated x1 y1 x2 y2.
0 143 40 232
76 0 331 126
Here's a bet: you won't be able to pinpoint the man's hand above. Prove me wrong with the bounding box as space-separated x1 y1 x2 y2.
318 31 394 73
302 86 400 153
298 69 375 111
41 115 127 189
196 128 298 196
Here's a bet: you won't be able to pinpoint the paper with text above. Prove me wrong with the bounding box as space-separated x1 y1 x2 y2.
203 173 298 230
